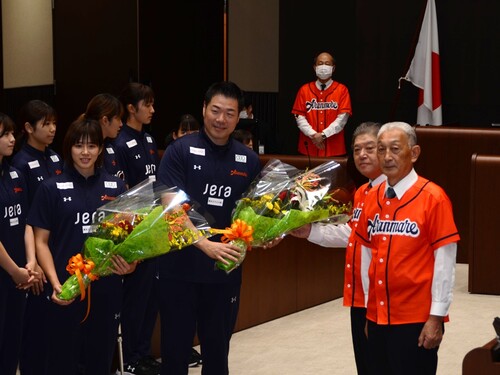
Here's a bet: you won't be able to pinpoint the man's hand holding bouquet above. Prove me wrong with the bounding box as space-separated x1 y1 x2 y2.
213 159 355 273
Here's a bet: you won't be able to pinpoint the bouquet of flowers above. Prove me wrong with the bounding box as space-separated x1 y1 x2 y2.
214 159 355 273
58 179 211 301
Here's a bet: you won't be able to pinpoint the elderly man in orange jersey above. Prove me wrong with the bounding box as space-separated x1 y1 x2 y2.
355 122 459 375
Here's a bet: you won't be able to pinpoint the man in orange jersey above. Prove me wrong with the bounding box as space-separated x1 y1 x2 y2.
355 122 459 375
290 121 384 375
292 51 352 157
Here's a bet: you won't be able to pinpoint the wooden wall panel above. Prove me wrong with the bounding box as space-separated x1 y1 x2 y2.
468 154 500 294
414 127 500 264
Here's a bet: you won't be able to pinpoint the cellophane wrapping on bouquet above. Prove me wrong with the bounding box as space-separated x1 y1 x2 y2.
58 179 212 300
215 158 355 273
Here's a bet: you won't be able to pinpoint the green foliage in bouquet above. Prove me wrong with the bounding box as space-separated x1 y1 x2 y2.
215 159 354 272
57 181 211 301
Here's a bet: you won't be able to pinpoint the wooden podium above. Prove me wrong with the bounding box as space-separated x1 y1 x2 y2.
462 338 500 374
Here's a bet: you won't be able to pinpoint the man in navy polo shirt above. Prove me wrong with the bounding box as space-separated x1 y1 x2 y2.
157 81 261 375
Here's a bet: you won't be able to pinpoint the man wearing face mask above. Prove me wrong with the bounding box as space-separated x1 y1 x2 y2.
292 51 352 156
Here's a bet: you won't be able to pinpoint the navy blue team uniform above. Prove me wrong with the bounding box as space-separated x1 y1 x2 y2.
20 166 126 375
112 124 158 187
10 143 63 204
157 129 261 374
103 138 124 180
112 124 160 367
0 161 30 375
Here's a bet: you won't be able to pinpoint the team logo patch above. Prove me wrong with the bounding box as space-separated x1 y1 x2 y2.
14 187 23 193
126 139 138 148
50 155 60 162
190 147 205 156
28 160 41 169
367 214 419 239
101 194 116 201
230 169 248 177
235 154 247 163
146 136 153 143
57 182 74 190
305 99 339 113
193 165 202 170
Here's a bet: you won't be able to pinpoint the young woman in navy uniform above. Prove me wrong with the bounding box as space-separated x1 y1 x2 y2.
157 81 261 374
20 118 132 375
113 82 161 374
11 100 63 205
0 112 38 375
84 93 125 179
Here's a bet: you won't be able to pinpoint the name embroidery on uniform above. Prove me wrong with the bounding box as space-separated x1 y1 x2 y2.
9 171 19 179
57 182 74 190
50 155 60 162
235 154 247 163
207 197 223 207
28 160 41 169
146 136 153 143
305 99 339 113
367 214 419 239
126 139 138 148
190 147 205 156
104 181 118 188
106 147 115 154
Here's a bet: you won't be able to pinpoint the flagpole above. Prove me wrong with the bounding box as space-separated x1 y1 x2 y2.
389 0 430 121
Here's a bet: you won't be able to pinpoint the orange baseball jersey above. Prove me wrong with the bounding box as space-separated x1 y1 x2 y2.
355 177 460 325
343 181 372 308
292 81 352 157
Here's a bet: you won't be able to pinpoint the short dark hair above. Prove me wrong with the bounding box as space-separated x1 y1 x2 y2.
178 114 200 133
232 129 253 145
18 100 57 128
119 82 155 122
85 93 124 123
204 81 245 112
0 112 15 136
63 117 104 167
352 121 382 147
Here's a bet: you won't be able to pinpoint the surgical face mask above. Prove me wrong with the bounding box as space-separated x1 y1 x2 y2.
315 65 334 80
239 110 249 119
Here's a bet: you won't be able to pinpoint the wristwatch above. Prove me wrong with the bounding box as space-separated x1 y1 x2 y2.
321 132 327 141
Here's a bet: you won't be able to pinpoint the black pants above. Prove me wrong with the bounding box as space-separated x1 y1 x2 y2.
159 279 240 375
350 307 370 375
367 320 439 375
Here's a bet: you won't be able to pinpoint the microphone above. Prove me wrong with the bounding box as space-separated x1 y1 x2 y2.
304 141 311 170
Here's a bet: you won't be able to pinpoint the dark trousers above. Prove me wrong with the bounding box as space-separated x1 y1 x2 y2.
121 258 159 364
80 275 123 374
0 277 26 375
20 291 84 375
159 279 240 375
350 307 370 375
367 320 439 375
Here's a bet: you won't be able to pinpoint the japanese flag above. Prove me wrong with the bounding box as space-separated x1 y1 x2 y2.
400 0 442 125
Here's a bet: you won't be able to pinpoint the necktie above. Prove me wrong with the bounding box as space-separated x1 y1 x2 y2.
320 83 326 91
386 187 396 199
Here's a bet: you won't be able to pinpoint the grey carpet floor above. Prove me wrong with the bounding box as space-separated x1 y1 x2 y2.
189 263 500 375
